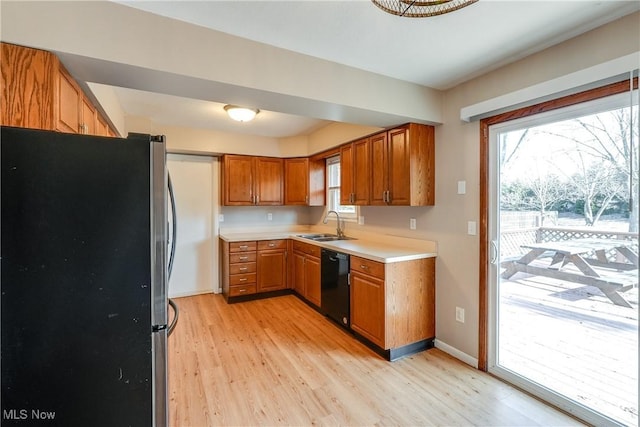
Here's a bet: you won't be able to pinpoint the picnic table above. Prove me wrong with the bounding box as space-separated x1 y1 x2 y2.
501 238 638 307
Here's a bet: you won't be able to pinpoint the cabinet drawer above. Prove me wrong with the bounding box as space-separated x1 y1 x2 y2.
257 239 286 250
229 241 257 252
229 252 257 263
229 262 256 275
229 283 257 297
292 240 321 257
351 256 385 278
229 272 257 286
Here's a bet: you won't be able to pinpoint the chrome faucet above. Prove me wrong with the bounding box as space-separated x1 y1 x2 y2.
323 210 345 238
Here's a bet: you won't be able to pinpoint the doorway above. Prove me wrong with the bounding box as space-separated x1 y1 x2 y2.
167 154 219 297
487 89 638 426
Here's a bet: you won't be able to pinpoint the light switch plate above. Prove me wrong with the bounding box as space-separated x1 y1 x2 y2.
467 221 477 235
457 180 466 194
409 218 417 230
218 214 224 222
267 212 273 221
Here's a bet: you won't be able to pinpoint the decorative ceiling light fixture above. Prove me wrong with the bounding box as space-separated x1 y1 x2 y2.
224 105 260 122
371 0 478 17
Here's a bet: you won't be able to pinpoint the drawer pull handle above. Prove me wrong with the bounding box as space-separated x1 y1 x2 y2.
239 278 247 282
360 264 369 269
239 245 249 249
239 267 248 271
239 289 247 293
268 243 275 247
239 256 248 261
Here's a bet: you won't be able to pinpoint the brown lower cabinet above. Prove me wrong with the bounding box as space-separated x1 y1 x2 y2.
222 241 258 298
222 239 287 300
351 255 435 355
256 240 287 293
291 240 321 307
222 237 435 360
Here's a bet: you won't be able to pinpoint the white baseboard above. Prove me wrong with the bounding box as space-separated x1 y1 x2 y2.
434 339 479 369
168 289 216 299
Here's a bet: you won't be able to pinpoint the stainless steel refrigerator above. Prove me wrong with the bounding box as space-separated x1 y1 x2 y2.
1 126 170 426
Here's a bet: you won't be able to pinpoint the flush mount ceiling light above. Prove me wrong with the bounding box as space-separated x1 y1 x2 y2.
224 105 260 122
371 0 478 17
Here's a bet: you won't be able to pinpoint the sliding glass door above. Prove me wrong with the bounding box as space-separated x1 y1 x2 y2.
487 89 638 426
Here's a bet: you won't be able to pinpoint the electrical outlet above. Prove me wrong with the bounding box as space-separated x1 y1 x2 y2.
218 214 224 222
358 216 364 225
409 218 416 230
267 212 273 221
456 307 465 323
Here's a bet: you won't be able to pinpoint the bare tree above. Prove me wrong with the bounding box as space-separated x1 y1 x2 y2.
501 174 567 226
540 107 638 231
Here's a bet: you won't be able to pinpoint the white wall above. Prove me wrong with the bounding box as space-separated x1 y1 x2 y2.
0 1 443 127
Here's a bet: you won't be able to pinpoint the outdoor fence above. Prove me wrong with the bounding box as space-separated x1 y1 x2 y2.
501 226 639 261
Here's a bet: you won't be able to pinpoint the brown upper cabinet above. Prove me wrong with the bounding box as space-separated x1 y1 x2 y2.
341 136 372 205
284 157 325 206
222 155 284 206
370 123 435 206
1 42 116 136
1 42 55 130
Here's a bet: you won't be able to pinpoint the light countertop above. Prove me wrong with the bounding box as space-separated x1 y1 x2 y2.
219 229 437 264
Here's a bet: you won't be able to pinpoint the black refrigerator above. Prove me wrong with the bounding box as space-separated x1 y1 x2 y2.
1 126 169 426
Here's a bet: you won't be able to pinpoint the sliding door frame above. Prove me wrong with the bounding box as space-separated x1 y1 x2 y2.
478 77 638 371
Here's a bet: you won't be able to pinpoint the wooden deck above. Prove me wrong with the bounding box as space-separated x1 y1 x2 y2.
500 269 638 426
168 293 582 426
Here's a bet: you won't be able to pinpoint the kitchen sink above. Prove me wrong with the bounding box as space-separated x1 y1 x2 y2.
297 234 355 242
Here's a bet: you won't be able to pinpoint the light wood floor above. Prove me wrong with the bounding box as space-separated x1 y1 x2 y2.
168 293 582 426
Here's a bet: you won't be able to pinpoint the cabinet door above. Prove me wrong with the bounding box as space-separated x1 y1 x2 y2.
96 115 109 136
305 255 321 307
292 251 306 296
352 137 370 205
308 159 326 206
81 96 96 135
369 132 388 205
350 271 385 348
387 127 411 205
1 42 55 130
255 157 283 205
284 158 309 205
257 250 286 292
55 67 81 133
223 155 254 205
339 143 354 205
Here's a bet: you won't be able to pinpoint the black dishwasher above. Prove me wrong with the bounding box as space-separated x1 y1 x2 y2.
321 249 350 328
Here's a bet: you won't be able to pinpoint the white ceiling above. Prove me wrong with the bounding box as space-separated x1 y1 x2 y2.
108 0 639 137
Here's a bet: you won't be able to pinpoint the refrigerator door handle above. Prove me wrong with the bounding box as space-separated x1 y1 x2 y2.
151 137 168 328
